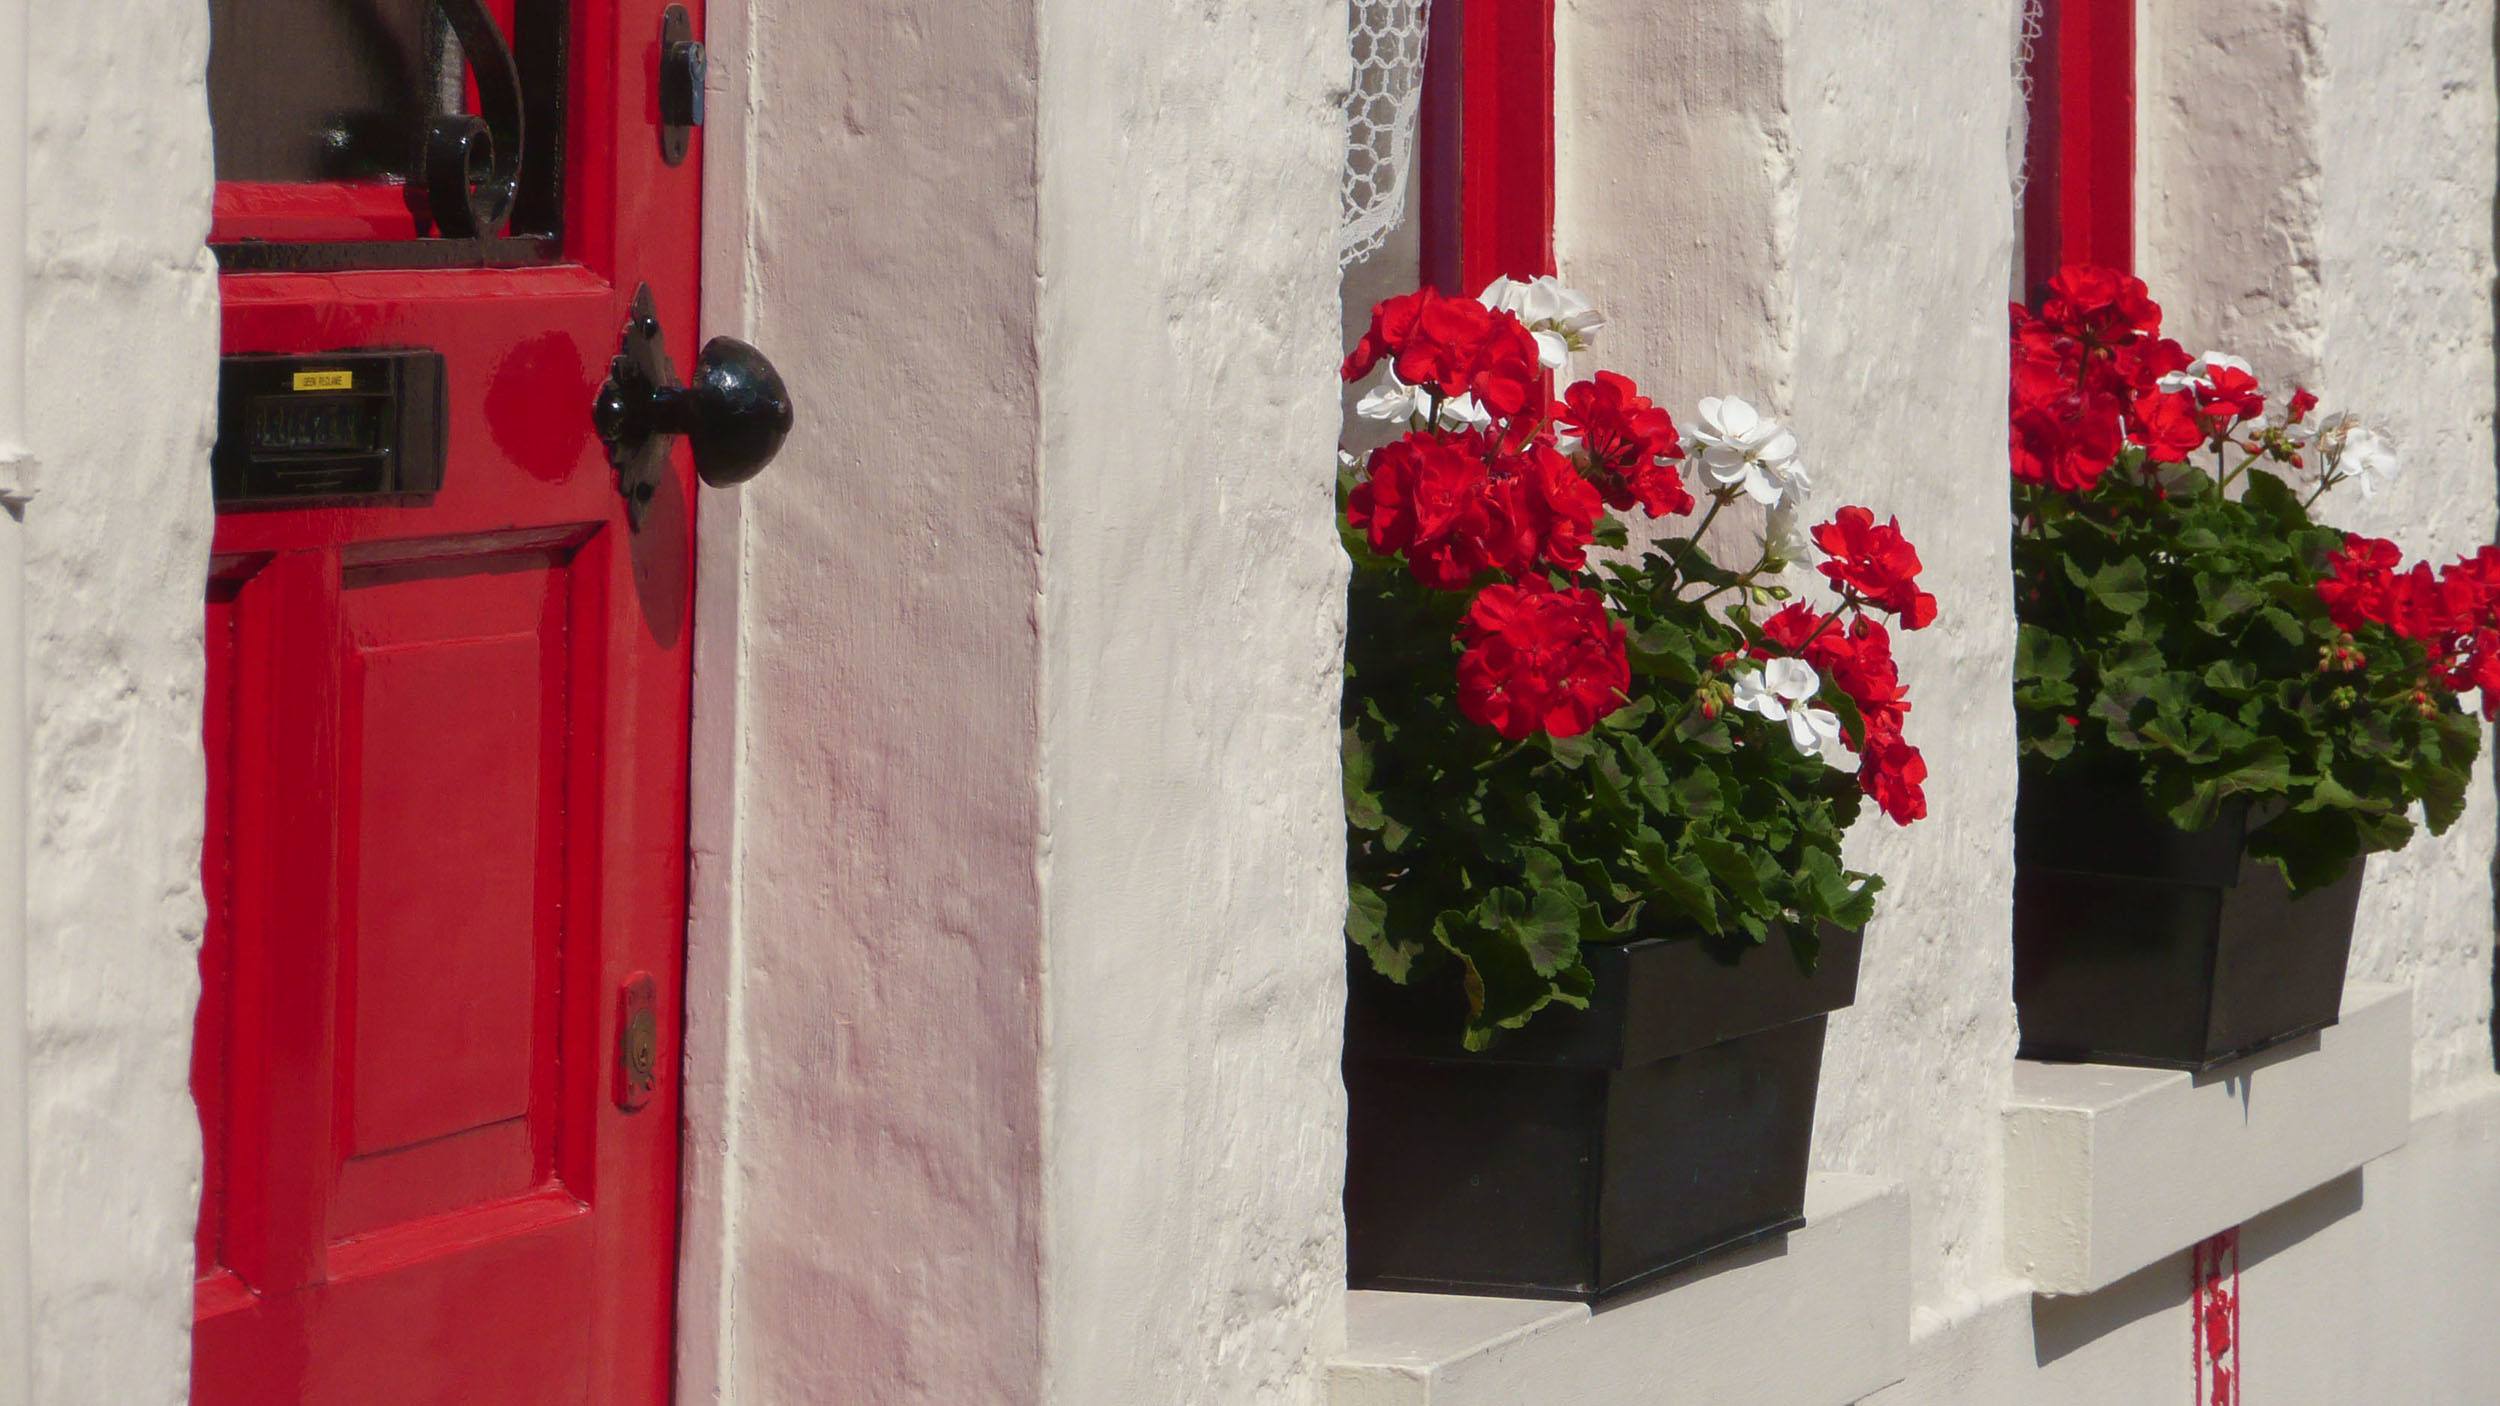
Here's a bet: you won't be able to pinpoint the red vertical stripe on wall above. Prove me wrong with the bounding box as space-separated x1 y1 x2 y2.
1419 0 1557 295
2022 0 2135 296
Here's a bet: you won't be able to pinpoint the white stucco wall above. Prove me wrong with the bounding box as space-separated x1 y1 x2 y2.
1 0 2495 1402
1 0 34 1396
685 0 1346 1401
1558 0 2025 1325
1032 0 1349 1402
1783 1 2025 1327
15 0 218 1401
677 0 1051 1398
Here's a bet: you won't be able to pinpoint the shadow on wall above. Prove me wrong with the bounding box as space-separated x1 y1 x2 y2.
2030 1170 2366 1367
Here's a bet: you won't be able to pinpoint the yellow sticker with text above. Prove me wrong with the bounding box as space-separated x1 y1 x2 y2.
293 370 355 392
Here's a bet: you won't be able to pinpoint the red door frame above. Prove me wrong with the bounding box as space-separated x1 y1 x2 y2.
2021 0 2135 293
1418 0 1557 295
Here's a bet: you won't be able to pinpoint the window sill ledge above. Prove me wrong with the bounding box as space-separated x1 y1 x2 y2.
2004 982 2411 1297
1328 1173 1909 1406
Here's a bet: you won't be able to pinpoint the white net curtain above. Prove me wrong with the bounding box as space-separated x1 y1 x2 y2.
1342 0 1433 269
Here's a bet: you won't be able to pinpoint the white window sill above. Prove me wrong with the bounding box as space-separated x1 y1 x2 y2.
2004 981 2410 1296
1328 1173 1908 1406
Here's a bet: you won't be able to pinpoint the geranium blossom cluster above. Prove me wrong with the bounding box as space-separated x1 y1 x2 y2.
2318 539 2500 713
2009 264 2500 718
1343 277 1934 824
2009 266 2403 502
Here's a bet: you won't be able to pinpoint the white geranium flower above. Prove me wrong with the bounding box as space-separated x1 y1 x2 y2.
1688 396 1808 508
2156 350 2254 395
1730 657 1839 757
1761 501 1810 570
1355 377 1428 423
1787 703 1843 756
1479 274 1606 370
1355 374 1493 431
2318 417 2400 499
1438 394 1493 431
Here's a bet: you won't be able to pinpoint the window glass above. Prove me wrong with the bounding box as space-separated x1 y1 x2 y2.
208 0 453 183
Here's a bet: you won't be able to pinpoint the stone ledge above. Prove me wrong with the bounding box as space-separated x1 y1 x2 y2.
1328 1173 1909 1406
2004 982 2410 1297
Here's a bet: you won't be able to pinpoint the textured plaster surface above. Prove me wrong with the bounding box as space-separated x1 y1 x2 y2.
1869 1085 2500 1404
686 0 1051 1399
684 0 1347 1401
16 0 219 1400
1033 1 1350 1400
2 1 30 1398
1784 0 2025 1324
2140 0 2326 377
1559 0 2025 1321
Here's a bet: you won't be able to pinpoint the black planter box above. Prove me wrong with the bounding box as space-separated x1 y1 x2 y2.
2012 774 2362 1071
1343 925 1862 1303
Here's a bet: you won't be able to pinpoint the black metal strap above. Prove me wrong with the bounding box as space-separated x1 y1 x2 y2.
423 0 526 238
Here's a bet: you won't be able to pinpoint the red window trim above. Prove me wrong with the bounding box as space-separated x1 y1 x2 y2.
2021 0 2135 294
1418 0 1557 296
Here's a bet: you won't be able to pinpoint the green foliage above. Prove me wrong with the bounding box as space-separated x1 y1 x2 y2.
2011 452 2482 895
1342 503 1878 1052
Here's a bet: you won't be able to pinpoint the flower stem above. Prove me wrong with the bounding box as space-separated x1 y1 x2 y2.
1686 544 1775 608
1792 591 1862 654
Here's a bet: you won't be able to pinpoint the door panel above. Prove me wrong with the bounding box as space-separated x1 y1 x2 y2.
193 1 700 1402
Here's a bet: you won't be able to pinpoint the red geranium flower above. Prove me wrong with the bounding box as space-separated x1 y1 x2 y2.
2036 266 2163 347
1756 601 1825 655
2129 389 2208 464
2315 534 2406 635
1812 507 1938 630
1859 723 1929 825
1347 431 1500 590
1347 431 1604 590
2460 630 2500 717
2111 335 2192 397
1756 607 1908 733
2010 269 2202 493
1484 439 1606 576
1554 371 1694 518
1342 288 1548 425
2194 364 2266 423
1456 579 1631 740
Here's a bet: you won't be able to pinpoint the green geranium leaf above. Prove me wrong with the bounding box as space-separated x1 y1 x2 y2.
2088 557 2151 615
2017 623 2077 683
1691 832 1770 913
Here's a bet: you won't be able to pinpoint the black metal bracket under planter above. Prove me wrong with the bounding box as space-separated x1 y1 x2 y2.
2012 773 2363 1072
1343 924 1862 1304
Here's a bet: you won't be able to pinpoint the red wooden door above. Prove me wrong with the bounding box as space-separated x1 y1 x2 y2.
191 2 702 1401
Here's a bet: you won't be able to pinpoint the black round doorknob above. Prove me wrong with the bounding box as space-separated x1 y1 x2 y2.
665 337 794 488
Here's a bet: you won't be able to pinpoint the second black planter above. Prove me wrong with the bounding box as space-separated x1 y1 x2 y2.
1343 925 1861 1303
2012 773 2362 1071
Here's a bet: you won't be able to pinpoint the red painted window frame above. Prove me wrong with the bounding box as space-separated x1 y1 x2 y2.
2021 0 2135 294
1417 0 1557 296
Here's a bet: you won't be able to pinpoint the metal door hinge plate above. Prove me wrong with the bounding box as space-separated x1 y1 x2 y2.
660 6 705 166
615 971 660 1112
